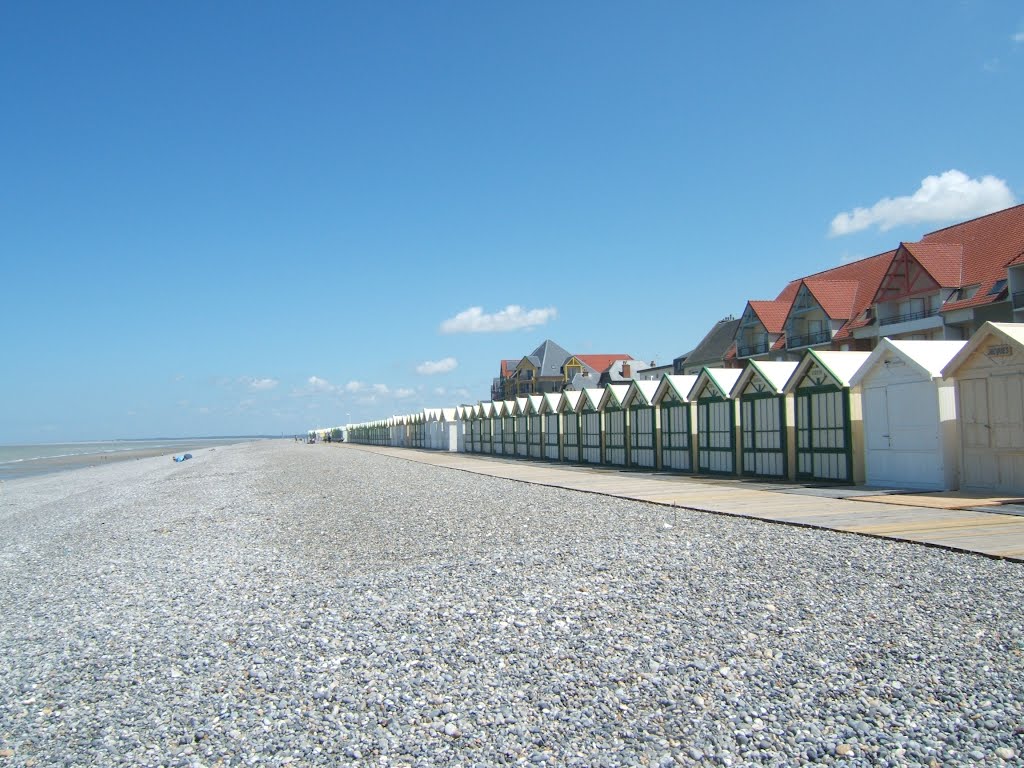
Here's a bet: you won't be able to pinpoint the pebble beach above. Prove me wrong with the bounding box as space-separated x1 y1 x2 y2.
1 441 1022 767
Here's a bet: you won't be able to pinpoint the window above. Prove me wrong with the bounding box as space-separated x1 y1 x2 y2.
989 279 1007 296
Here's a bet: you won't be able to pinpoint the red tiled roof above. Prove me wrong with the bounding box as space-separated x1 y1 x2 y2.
747 299 790 334
1007 250 1024 268
802 279 860 320
902 242 964 287
500 359 517 377
574 354 633 373
920 203 1024 312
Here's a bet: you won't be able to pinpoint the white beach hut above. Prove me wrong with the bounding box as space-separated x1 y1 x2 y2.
691 368 743 475
440 408 463 452
730 361 798 479
541 392 562 461
599 384 630 466
653 375 697 472
578 388 605 465
849 339 965 491
622 380 660 469
941 322 1024 494
783 350 871 484
559 390 584 462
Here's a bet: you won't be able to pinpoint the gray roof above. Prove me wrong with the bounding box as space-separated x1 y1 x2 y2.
525 339 573 378
683 317 740 369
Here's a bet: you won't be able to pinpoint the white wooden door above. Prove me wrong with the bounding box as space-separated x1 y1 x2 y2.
960 377 998 489
989 373 1024 492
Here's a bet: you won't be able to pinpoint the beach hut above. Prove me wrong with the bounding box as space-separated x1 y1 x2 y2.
578 388 605 465
410 414 424 448
599 384 630 466
849 339 965 490
480 402 496 455
559 390 584 462
440 408 463 452
527 395 544 459
730 361 798 479
622 380 660 469
541 392 562 461
691 368 743 475
491 402 505 455
501 400 517 456
465 406 480 453
941 322 1024 494
514 397 530 458
653 375 697 472
783 350 870 484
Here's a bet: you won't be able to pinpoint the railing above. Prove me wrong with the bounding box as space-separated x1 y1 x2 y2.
786 330 831 349
878 307 939 326
1013 290 1024 310
736 340 770 357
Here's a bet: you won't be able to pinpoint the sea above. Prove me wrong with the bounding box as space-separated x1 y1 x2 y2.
0 438 263 482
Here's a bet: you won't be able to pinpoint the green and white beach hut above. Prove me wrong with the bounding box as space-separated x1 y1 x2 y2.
527 394 544 459
465 405 481 453
599 384 630 466
514 396 530 458
559 390 584 463
540 392 562 461
501 400 517 456
480 402 497 454
691 368 743 475
622 380 660 469
653 375 697 472
578 387 605 465
783 350 870 484
729 360 799 479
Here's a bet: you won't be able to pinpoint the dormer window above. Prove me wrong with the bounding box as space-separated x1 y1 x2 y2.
989 279 1008 296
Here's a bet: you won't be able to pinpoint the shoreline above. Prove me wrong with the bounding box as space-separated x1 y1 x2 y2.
0 438 267 482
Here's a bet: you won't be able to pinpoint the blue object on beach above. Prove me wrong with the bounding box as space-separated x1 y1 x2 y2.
173 453 193 463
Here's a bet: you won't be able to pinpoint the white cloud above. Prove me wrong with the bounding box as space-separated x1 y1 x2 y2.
248 377 279 391
416 357 458 375
395 387 416 399
1013 31 1024 43
344 380 364 393
829 170 1016 236
440 305 557 334
308 376 336 393
372 383 390 395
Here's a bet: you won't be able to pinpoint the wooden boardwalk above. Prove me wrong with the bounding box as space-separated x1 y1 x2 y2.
343 445 1024 561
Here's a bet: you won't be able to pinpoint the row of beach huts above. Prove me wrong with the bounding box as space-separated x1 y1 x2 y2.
341 323 1024 495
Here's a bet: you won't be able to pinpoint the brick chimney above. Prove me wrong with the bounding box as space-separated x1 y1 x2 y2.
622 363 631 378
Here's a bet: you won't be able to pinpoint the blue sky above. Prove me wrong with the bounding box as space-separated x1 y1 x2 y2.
3 2 1023 441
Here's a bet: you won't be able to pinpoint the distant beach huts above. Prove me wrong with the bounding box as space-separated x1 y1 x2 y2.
342 322 1024 495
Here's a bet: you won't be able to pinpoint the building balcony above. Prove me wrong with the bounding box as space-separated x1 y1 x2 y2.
786 329 831 349
1013 290 1024 310
878 307 940 326
736 340 770 358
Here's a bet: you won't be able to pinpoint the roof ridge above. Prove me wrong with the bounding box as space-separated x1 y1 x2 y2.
918 202 1024 239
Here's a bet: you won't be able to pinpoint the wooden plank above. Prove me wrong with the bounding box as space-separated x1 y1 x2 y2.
342 445 1024 561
